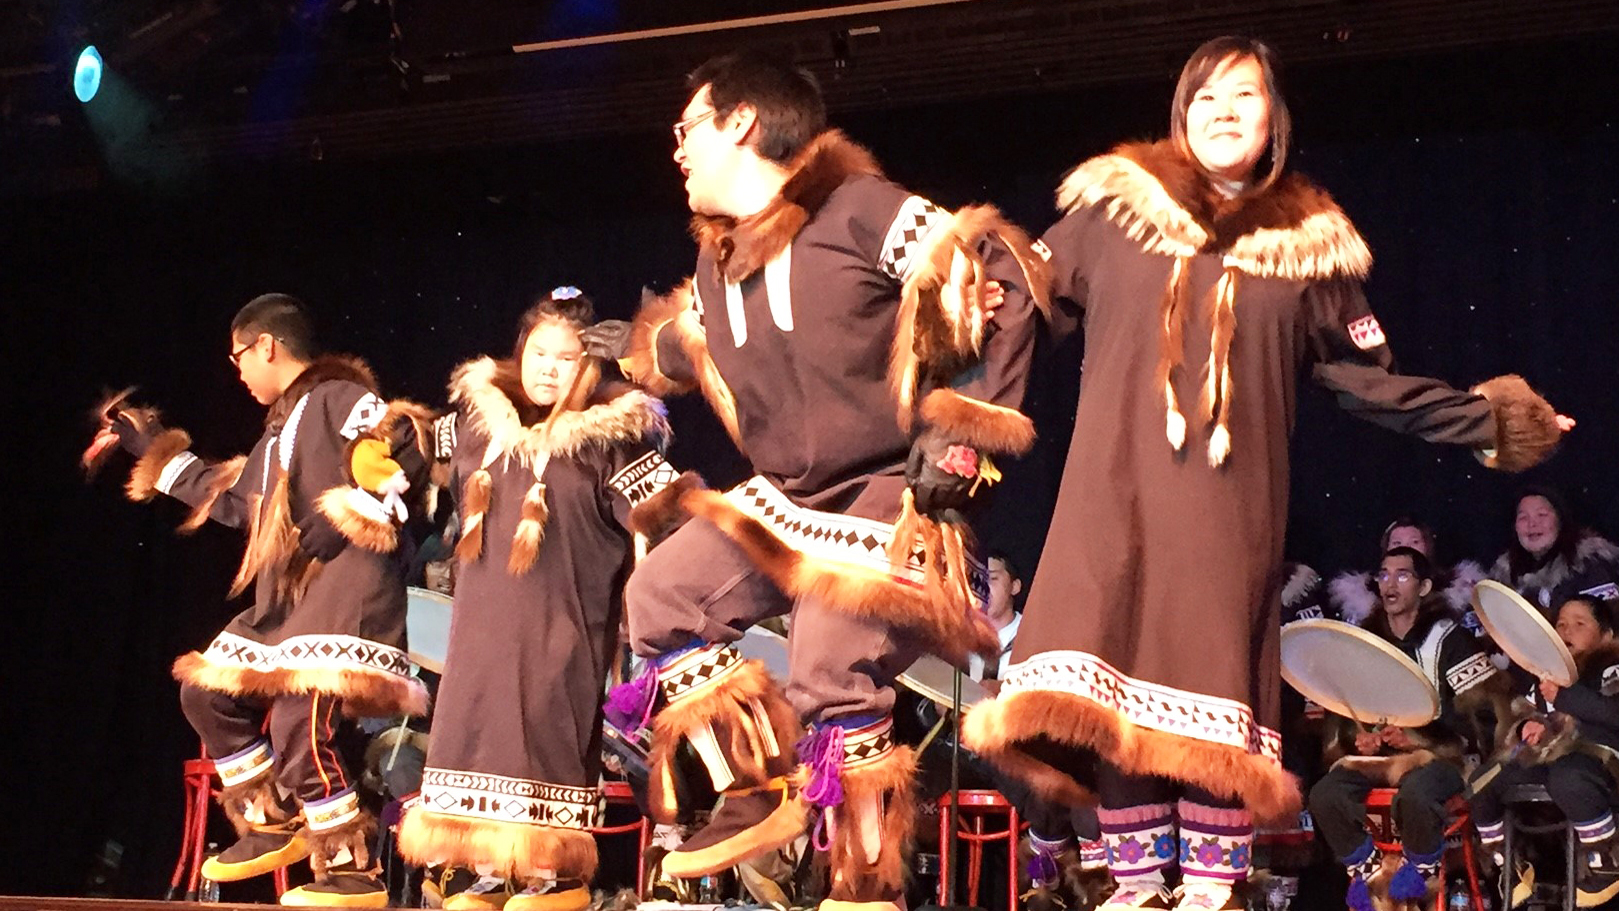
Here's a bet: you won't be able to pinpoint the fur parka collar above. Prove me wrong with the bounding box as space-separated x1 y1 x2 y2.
268 355 379 430
1057 139 1372 281
448 356 670 470
691 129 884 283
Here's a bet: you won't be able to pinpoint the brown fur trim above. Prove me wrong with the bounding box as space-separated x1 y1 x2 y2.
216 777 282 838
646 660 801 824
1330 750 1440 786
1058 140 1372 281
315 487 399 554
626 470 705 541
450 357 672 470
625 283 699 397
1455 667 1518 753
679 489 1000 666
173 651 430 717
827 746 917 902
125 429 193 502
692 131 883 284
265 355 381 431
306 812 377 878
963 689 1301 824
229 476 299 599
177 456 248 533
1472 374 1563 473
508 482 549 575
397 806 598 881
918 389 1036 456
456 469 493 563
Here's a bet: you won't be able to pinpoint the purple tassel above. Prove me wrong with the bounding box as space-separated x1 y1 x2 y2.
604 667 658 732
1025 850 1060 887
796 725 846 852
1388 860 1430 902
1346 875 1374 911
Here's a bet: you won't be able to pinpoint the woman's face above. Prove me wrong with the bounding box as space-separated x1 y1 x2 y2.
1184 54 1272 184
520 319 584 407
1515 495 1561 557
1386 525 1431 557
1556 600 1612 660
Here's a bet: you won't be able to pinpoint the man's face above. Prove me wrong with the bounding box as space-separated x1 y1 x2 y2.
230 332 277 405
1376 554 1428 618
985 557 1020 624
672 85 736 216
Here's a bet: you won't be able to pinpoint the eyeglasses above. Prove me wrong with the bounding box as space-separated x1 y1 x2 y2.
228 340 255 366
1375 570 1417 584
672 109 717 146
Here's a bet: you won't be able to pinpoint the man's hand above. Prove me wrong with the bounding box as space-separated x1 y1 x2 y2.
906 433 980 518
297 513 348 563
1539 678 1563 705
1521 719 1546 746
1380 726 1415 751
982 280 1005 318
1354 731 1383 755
580 320 632 360
109 411 158 458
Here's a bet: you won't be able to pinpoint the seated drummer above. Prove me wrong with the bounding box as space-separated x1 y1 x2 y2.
1308 547 1507 910
1470 594 1619 909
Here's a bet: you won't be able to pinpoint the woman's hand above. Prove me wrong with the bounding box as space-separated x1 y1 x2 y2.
1539 678 1563 705
1521 719 1546 746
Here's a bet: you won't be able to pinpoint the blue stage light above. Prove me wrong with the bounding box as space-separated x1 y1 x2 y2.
74 45 103 103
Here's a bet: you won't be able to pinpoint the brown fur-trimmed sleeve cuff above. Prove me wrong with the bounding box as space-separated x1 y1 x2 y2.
126 429 193 502
1472 374 1563 473
626 470 705 543
315 487 399 553
625 283 700 397
919 389 1035 456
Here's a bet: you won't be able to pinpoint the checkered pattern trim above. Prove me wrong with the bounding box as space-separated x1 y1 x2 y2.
432 413 457 462
1002 650 1282 761
723 476 923 581
608 451 679 508
878 195 947 283
339 393 387 440
659 643 744 704
304 788 362 832
419 768 603 830
214 738 275 787
200 631 414 679
839 716 895 770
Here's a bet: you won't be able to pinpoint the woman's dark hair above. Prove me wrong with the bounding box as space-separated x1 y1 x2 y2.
687 50 826 164
511 287 595 360
1506 485 1581 580
1557 594 1616 635
1169 35 1292 193
1380 516 1437 559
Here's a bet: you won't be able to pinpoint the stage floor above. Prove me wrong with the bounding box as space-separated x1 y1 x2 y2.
0 901 279 911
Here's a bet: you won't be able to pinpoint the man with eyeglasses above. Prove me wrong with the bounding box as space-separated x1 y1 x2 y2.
1307 546 1506 910
96 293 431 908
586 50 1046 909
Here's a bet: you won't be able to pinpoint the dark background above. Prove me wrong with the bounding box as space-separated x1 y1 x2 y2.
1 10 1616 898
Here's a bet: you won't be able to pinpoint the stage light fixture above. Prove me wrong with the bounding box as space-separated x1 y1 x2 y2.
74 45 103 103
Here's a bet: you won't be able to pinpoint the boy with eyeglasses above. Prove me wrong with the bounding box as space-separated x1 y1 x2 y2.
1307 547 1506 911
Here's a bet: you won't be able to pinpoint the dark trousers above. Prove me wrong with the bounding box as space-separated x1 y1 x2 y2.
180 682 353 806
1097 764 1241 811
626 515 921 723
1471 752 1617 833
1309 760 1464 859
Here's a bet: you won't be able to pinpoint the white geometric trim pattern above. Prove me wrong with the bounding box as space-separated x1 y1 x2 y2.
214 738 275 787
878 195 947 283
840 716 895 770
278 393 313 472
419 767 603 829
1002 650 1282 760
157 452 200 495
607 452 679 508
339 393 388 440
723 476 923 581
201 631 413 678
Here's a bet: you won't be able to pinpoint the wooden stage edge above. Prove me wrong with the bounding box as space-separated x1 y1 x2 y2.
1 900 306 911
